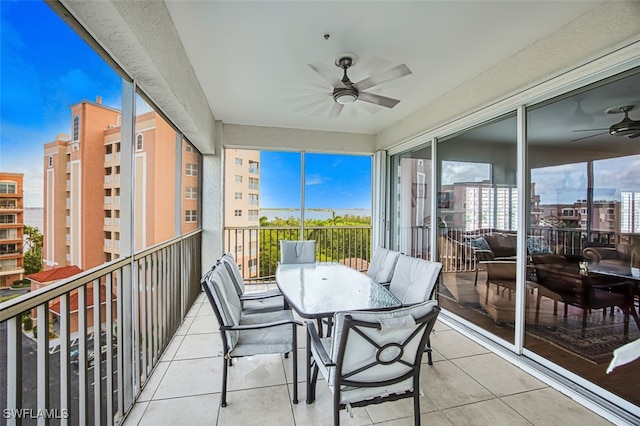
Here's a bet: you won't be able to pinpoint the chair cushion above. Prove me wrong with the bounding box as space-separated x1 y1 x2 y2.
280 240 316 264
326 301 437 404
241 295 285 315
221 253 245 295
388 255 442 304
484 234 517 258
231 310 295 357
468 237 491 252
526 236 552 255
206 265 243 350
366 247 400 284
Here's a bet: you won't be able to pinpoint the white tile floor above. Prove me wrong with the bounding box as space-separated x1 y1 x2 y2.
122 292 613 426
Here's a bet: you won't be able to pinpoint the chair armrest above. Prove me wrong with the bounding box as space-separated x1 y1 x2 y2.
306 320 334 366
221 318 302 331
582 247 617 263
240 288 282 301
474 249 495 262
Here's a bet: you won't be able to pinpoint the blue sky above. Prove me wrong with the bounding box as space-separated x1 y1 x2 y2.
260 151 372 209
1 1 121 207
0 1 372 210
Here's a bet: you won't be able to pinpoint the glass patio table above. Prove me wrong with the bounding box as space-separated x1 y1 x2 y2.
275 262 401 336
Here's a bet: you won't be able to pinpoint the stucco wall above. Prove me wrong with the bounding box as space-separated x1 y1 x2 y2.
377 1 640 150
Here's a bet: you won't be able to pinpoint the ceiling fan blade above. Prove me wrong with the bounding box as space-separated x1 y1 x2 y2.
358 92 400 109
355 64 411 91
328 102 344 118
309 63 345 89
281 93 331 105
293 98 332 113
572 128 608 132
570 131 608 142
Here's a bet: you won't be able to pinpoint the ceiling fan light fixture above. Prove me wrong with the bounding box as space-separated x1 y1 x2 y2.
333 87 358 104
608 105 640 137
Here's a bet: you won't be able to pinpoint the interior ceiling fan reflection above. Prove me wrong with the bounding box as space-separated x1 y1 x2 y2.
571 105 640 142
304 54 412 118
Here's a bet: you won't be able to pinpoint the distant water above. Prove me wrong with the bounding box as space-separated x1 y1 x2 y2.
260 208 370 221
23 208 44 231
20 208 370 229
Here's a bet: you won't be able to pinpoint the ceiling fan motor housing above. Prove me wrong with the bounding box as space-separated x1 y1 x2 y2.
609 106 640 137
333 86 359 104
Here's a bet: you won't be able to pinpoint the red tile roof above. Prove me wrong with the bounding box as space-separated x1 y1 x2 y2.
27 266 83 283
49 284 112 315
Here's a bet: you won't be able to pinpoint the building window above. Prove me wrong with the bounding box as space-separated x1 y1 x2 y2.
186 144 193 153
234 209 242 217
235 157 243 166
185 187 197 199
235 175 243 183
0 215 16 224
0 182 17 194
136 134 143 151
72 116 79 141
48 156 53 168
234 192 242 200
248 209 259 221
249 193 259 205
248 160 259 174
236 245 242 253
249 177 259 190
248 259 257 268
185 210 197 222
186 163 198 176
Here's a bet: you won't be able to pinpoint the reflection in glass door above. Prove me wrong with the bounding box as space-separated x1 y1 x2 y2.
526 69 640 408
389 144 433 260
436 113 518 344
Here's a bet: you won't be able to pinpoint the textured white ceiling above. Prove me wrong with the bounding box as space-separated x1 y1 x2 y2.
164 1 603 135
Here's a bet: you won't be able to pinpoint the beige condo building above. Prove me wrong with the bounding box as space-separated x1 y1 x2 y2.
224 149 261 279
0 172 24 287
43 98 199 271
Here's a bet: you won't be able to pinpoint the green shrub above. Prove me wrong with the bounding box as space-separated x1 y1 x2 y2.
32 325 37 338
0 294 20 303
23 315 33 331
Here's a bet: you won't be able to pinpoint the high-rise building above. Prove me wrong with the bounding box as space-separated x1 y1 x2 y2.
43 98 198 271
0 172 24 287
224 149 261 278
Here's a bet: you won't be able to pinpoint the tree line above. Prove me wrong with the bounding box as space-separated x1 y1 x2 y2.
258 214 371 278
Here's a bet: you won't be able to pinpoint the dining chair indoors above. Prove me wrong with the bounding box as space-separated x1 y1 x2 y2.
306 300 441 426
219 252 285 314
280 239 316 264
366 247 401 285
200 262 301 407
388 254 442 365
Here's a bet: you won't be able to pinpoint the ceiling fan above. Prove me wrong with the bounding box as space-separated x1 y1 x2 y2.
571 105 640 142
308 54 411 117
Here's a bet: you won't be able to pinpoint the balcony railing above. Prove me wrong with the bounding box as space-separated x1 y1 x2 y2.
224 226 372 283
0 230 202 425
411 225 620 273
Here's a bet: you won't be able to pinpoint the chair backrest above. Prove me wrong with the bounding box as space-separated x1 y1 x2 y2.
366 247 401 284
220 252 245 295
280 240 316 264
201 262 242 351
328 300 440 404
389 255 442 304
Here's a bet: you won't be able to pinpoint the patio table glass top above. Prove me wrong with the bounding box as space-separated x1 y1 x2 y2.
275 262 401 319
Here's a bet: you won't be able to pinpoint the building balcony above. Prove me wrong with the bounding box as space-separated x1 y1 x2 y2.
0 266 24 277
0 232 202 425
120 285 610 426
